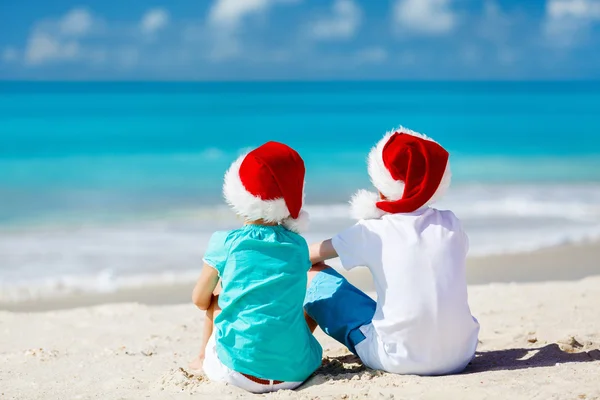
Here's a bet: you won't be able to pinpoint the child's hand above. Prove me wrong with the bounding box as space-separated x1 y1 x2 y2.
309 261 330 273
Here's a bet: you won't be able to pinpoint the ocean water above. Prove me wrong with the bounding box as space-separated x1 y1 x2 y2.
1 81 600 302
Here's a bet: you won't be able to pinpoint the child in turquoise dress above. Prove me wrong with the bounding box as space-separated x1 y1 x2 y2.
190 141 323 394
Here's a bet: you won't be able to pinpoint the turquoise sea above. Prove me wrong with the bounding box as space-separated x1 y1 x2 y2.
1 81 600 301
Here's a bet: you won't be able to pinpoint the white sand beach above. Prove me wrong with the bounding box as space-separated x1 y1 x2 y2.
1 243 600 399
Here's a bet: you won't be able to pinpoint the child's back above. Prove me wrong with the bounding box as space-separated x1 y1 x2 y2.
334 208 479 374
304 127 479 376
192 141 322 393
206 225 322 381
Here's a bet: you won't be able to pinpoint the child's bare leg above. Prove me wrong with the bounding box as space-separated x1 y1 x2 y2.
305 262 331 333
189 286 222 370
200 296 218 356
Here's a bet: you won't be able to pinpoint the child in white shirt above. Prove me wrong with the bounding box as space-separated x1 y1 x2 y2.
304 127 480 375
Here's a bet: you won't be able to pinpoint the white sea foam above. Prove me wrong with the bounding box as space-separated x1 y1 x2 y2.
2 183 600 303
0 269 201 303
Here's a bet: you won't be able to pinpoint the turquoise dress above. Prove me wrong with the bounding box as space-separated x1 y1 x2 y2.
203 225 323 382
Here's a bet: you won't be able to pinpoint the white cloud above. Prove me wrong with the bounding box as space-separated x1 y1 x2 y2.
393 0 457 35
208 0 302 30
547 0 600 18
208 0 271 29
2 47 19 62
205 0 301 61
310 0 362 40
25 33 80 65
544 0 600 46
21 8 104 66
476 2 520 66
141 8 170 34
18 8 147 68
479 0 512 42
59 8 94 36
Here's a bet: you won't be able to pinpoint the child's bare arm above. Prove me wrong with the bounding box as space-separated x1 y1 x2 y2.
191 263 219 310
309 239 338 265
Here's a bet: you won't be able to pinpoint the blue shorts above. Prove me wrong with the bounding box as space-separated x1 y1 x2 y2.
304 268 376 355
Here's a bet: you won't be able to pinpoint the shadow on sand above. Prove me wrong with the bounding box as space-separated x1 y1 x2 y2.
464 343 600 374
304 342 600 386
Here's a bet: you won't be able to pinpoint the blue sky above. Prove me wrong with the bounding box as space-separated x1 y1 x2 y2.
1 0 600 80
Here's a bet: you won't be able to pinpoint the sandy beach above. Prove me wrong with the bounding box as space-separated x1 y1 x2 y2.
1 242 599 399
3 3 600 396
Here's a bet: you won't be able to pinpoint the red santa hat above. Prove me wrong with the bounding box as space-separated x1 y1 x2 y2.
223 141 309 233
350 126 452 220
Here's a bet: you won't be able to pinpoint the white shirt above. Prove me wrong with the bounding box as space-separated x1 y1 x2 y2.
332 207 480 375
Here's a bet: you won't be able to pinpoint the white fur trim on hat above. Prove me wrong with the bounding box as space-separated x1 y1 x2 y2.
349 190 388 220
352 126 452 220
222 154 309 232
281 210 310 233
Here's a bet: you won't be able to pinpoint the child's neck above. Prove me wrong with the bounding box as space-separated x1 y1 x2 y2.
245 219 279 227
